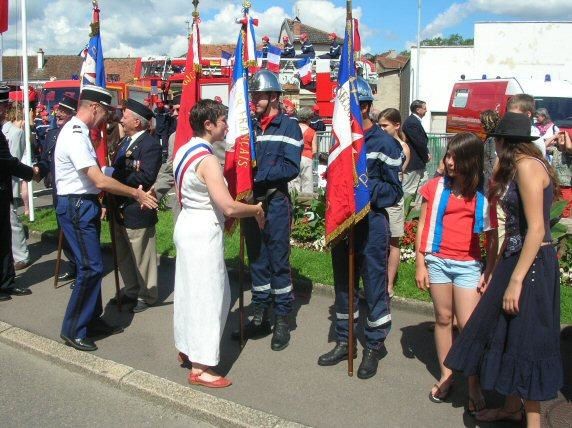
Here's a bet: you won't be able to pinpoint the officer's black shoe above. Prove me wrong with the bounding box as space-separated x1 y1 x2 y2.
317 342 357 366
357 347 387 379
231 307 271 340
270 315 290 351
58 271 76 281
0 292 12 301
6 287 32 296
60 334 98 352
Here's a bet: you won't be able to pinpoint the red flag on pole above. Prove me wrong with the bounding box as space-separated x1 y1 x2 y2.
353 18 361 52
0 0 8 34
173 18 201 156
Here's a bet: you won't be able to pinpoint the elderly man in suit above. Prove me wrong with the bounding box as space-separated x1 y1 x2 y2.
0 86 35 301
102 99 162 313
402 100 430 201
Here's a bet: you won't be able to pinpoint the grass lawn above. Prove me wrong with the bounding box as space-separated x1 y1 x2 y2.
25 207 571 323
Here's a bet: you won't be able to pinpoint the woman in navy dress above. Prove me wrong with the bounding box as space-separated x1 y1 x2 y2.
444 112 563 426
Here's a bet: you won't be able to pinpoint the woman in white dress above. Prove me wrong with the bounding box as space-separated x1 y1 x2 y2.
173 100 264 388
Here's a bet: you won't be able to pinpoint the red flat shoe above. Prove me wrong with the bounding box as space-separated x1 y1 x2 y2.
188 372 232 388
177 352 191 368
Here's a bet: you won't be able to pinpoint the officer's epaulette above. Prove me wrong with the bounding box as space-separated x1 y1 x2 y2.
72 125 82 134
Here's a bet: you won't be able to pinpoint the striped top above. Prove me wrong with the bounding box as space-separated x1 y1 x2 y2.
419 176 497 261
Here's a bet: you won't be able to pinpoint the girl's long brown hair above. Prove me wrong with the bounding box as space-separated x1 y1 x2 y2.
443 132 483 197
488 138 559 200
378 108 406 142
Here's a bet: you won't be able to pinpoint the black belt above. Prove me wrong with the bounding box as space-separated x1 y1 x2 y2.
60 194 99 202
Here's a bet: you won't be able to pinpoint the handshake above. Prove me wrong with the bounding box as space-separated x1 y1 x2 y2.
31 165 42 183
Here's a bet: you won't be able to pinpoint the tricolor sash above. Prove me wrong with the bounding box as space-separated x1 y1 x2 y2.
174 142 213 206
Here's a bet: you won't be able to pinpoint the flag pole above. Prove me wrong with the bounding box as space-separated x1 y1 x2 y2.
20 0 35 222
345 0 355 378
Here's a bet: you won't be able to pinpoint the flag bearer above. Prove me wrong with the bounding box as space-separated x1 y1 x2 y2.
317 77 403 379
233 70 302 351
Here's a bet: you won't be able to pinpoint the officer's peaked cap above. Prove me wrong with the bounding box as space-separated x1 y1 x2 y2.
126 98 154 120
249 69 282 93
80 85 113 109
59 94 78 112
0 85 10 103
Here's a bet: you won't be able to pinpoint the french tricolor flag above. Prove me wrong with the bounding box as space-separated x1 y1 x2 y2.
295 57 313 85
266 45 281 73
221 50 232 66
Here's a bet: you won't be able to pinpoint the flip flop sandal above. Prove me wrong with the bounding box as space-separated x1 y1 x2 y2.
467 395 486 416
429 380 453 403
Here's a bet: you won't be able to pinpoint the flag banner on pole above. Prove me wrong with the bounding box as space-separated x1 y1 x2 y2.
223 29 256 231
266 45 281 73
79 3 108 166
353 18 361 53
173 18 201 156
244 15 258 67
324 19 369 245
256 50 263 70
295 57 313 85
221 50 232 66
0 0 8 33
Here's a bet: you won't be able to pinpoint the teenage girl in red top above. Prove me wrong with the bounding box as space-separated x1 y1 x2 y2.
415 132 498 414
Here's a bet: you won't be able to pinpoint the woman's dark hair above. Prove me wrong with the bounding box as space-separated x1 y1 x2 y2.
480 109 500 135
189 99 228 136
488 138 560 200
378 107 406 142
443 132 483 197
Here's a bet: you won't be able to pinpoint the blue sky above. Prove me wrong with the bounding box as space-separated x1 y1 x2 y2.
2 0 572 57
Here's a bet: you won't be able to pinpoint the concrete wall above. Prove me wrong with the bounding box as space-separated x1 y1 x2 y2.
374 71 401 112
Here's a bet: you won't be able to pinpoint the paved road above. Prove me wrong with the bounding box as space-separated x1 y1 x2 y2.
2 235 570 427
0 341 211 428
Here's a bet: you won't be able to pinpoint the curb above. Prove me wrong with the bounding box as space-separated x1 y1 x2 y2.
0 320 307 428
29 230 435 317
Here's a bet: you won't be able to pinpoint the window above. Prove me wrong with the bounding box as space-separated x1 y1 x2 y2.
452 89 469 108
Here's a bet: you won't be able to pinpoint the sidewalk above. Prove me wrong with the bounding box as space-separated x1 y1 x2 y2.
1 235 570 427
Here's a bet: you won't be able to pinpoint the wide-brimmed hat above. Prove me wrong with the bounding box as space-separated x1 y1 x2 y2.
489 112 537 141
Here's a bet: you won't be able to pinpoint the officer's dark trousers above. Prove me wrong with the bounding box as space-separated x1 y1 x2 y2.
243 192 294 316
0 198 15 290
57 195 103 339
332 211 391 350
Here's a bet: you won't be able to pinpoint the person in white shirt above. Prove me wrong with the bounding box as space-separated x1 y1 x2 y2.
55 85 158 352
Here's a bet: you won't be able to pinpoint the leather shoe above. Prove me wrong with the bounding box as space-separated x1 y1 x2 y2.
357 347 387 379
58 271 76 281
131 300 150 313
60 334 98 352
14 261 30 270
69 281 75 290
110 294 137 305
271 315 290 351
87 318 124 338
0 292 12 301
317 342 357 366
231 306 271 340
6 287 32 296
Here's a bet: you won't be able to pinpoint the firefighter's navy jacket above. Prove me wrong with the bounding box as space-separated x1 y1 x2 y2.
300 40 315 58
329 41 341 59
253 112 302 194
365 124 403 211
281 43 295 58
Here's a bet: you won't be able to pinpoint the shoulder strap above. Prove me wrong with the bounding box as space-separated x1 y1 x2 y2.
174 143 213 206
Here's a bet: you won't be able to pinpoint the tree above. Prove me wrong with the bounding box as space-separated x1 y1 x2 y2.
421 33 473 46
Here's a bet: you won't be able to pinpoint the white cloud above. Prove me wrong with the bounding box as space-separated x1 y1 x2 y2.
422 0 572 40
1 0 364 58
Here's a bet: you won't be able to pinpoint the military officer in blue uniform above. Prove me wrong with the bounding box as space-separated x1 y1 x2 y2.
102 99 162 313
233 70 302 351
54 85 158 351
33 95 78 286
317 77 403 379
281 35 295 58
299 33 315 58
0 86 36 302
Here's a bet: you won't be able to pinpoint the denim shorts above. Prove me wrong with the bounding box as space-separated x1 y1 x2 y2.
425 254 482 289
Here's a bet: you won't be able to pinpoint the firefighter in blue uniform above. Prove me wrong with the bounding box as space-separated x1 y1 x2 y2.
54 85 157 352
319 33 341 59
317 77 403 379
281 35 295 58
299 33 315 58
33 95 78 286
233 70 302 351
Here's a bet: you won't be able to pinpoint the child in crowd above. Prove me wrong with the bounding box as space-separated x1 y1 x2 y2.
415 132 498 414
